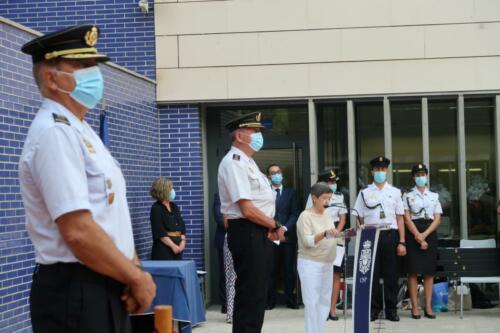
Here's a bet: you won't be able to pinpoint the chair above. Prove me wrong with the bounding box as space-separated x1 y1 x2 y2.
458 238 500 319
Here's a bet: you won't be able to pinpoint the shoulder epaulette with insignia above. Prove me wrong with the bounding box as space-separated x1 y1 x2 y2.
52 113 70 126
232 154 240 161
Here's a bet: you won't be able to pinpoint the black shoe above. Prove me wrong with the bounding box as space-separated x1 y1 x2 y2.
286 303 300 309
336 301 352 310
411 313 421 319
265 303 275 310
386 313 400 322
370 311 380 322
424 311 436 319
221 305 227 314
327 314 339 321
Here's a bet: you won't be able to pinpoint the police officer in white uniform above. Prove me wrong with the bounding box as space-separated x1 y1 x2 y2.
217 112 286 333
403 163 442 319
19 25 155 332
352 156 406 322
305 169 347 320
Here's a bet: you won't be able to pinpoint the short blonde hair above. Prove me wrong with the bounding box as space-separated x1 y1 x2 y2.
150 177 173 201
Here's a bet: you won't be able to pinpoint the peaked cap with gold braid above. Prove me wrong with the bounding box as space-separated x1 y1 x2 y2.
318 169 340 182
224 112 265 132
21 24 109 63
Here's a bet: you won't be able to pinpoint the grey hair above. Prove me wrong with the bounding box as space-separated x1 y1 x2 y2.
32 59 59 92
229 130 238 142
311 182 333 198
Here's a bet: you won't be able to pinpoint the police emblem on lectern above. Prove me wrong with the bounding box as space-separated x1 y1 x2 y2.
359 240 372 275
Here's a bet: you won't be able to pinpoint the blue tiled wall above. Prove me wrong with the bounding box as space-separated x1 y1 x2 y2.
0 0 156 79
159 105 205 270
0 19 159 332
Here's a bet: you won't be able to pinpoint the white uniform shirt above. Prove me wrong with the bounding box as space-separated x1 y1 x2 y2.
305 192 347 223
19 98 135 264
217 146 275 219
403 187 443 220
352 183 404 229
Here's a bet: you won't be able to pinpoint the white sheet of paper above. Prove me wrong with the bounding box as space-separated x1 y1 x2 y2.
334 245 345 267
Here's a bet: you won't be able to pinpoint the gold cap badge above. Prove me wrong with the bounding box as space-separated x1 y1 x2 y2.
256 113 261 122
84 26 98 47
379 157 383 162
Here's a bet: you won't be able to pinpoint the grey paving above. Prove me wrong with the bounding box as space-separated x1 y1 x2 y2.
192 305 500 333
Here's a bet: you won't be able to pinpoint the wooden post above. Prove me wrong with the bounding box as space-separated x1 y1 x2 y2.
154 305 172 333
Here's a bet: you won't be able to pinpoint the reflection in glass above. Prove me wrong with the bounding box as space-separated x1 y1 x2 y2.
465 98 497 239
428 100 460 239
391 100 423 192
317 103 349 207
355 102 384 190
213 105 309 204
218 107 308 139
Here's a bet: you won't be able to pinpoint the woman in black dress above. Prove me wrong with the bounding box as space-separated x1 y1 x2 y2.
402 164 442 319
150 177 186 260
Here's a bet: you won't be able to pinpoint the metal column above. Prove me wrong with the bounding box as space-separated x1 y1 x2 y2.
457 95 468 240
383 97 393 183
347 100 357 226
308 99 319 185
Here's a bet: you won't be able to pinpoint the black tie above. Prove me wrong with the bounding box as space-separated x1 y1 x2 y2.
275 188 281 207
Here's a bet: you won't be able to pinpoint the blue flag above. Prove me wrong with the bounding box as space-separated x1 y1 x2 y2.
99 110 109 147
352 227 380 333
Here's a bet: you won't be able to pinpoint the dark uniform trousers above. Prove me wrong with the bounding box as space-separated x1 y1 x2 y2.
371 229 399 315
31 262 131 333
227 219 269 333
266 241 297 306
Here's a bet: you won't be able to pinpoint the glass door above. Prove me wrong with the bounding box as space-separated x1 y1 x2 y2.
253 144 304 204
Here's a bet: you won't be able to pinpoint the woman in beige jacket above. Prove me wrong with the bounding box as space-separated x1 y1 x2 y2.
297 182 339 333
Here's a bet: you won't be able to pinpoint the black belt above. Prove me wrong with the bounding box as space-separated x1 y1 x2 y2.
228 218 267 231
412 218 433 222
36 262 124 291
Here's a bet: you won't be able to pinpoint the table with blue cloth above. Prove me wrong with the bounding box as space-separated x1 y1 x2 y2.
142 260 206 333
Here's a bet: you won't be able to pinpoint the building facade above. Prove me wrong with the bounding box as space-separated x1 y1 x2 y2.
154 0 500 302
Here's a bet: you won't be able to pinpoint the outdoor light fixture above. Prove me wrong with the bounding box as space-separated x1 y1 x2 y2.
138 0 149 14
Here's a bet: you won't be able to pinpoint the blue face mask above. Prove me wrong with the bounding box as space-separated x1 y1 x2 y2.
249 132 264 152
373 171 386 184
330 184 337 192
271 173 283 185
415 176 427 187
169 189 176 201
57 66 104 109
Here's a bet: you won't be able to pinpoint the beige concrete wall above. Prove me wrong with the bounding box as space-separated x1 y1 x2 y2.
155 0 500 102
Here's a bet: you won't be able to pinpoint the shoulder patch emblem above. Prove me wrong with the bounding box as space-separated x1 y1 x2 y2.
232 154 240 161
52 113 70 126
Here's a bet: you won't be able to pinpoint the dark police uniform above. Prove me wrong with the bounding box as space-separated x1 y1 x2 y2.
217 113 275 333
402 164 442 275
19 25 133 333
352 157 404 321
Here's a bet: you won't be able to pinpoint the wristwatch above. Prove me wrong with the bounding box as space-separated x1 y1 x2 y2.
398 241 406 246
273 220 283 231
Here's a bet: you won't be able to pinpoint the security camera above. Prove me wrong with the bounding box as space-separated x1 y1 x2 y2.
138 0 149 14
